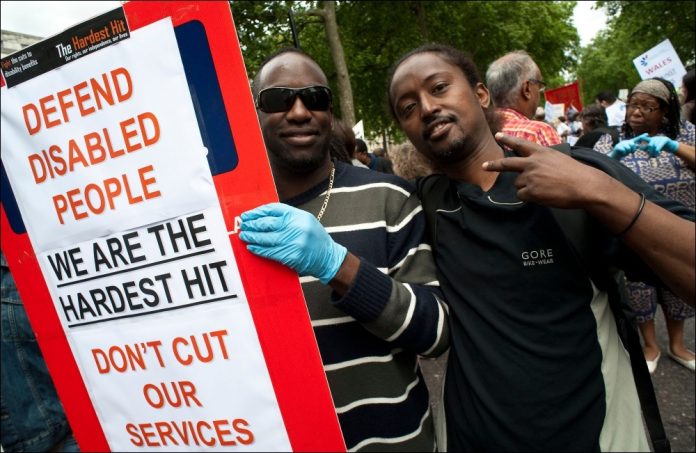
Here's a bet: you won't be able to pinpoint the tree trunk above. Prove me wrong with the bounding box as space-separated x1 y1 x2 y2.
413 1 428 41
320 1 356 127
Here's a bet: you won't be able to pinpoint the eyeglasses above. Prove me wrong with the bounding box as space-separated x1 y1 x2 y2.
627 104 659 114
255 85 332 113
528 78 546 92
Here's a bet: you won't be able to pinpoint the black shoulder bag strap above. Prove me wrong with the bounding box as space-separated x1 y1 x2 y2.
550 144 671 453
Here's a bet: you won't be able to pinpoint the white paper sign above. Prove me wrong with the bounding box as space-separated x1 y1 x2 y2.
1 18 291 452
352 119 364 140
633 39 687 89
544 101 565 124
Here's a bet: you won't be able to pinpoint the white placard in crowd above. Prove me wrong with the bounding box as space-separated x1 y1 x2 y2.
544 101 565 124
352 119 364 140
633 39 687 89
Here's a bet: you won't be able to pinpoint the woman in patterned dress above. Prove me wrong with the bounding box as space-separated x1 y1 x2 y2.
594 77 695 373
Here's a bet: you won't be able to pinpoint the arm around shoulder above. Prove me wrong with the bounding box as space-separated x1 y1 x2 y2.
584 175 695 304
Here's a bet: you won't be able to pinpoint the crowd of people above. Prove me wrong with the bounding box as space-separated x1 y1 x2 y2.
3 20 695 453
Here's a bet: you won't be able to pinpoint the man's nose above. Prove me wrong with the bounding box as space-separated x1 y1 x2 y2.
286 96 312 121
420 95 440 120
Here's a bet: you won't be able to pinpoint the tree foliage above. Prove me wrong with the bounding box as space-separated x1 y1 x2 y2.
230 1 579 142
576 1 695 105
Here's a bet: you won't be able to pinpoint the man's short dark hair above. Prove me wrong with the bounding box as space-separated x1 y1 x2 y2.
355 138 368 153
387 43 482 120
251 47 314 98
595 90 617 104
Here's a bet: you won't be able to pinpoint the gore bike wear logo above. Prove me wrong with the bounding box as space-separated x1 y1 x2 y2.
521 248 555 267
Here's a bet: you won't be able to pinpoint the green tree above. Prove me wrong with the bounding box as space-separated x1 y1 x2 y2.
230 1 579 143
576 1 695 105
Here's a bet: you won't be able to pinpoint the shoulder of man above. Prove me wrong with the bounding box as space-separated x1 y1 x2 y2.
337 160 415 192
415 173 458 211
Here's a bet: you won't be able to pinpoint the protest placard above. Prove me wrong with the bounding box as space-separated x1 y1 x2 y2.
633 38 687 89
544 81 583 116
1 2 344 451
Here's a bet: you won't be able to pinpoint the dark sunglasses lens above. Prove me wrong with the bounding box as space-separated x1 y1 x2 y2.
299 87 331 111
258 87 331 113
259 88 295 113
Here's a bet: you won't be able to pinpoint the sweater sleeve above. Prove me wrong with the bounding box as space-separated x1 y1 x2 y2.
331 190 449 357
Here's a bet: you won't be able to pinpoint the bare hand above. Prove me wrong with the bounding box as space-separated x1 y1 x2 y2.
482 133 609 209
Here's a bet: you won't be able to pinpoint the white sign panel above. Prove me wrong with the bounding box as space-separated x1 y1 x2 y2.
633 39 687 89
544 101 565 124
1 18 291 451
352 119 364 140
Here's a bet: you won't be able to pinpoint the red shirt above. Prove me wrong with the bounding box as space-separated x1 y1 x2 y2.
498 108 562 147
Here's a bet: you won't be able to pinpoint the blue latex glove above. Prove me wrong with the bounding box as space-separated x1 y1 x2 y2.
633 134 679 157
239 203 348 284
609 136 640 160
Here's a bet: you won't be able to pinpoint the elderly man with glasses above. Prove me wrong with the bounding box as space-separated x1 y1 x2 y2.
486 50 562 147
239 47 449 452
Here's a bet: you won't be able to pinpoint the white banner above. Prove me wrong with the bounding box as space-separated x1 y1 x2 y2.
352 119 364 140
1 18 290 451
633 39 687 89
544 101 565 124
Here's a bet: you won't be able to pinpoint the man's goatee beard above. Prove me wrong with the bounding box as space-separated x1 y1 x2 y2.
430 137 467 164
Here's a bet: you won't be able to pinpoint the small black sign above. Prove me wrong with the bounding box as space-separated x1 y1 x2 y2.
1 7 130 88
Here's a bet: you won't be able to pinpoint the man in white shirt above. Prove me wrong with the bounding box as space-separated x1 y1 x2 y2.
595 91 626 130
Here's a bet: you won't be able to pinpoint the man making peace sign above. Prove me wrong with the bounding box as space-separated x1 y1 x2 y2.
387 44 694 452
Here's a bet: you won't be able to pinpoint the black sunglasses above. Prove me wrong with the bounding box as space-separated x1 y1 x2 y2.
255 85 332 113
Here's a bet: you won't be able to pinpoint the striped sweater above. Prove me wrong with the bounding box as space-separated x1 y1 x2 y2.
285 161 449 452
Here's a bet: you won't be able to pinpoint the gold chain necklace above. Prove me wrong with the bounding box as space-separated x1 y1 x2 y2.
316 163 335 221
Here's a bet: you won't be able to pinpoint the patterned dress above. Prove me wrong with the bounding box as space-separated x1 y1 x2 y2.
594 121 695 321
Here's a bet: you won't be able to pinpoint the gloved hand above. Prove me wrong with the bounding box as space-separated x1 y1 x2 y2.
239 203 348 284
633 134 679 157
610 132 649 160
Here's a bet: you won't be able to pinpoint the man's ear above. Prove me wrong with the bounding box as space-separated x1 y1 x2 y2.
475 82 491 108
521 80 533 101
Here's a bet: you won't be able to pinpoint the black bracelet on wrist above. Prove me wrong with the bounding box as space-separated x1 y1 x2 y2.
617 192 646 237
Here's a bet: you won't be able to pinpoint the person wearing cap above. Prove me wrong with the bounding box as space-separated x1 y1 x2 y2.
595 77 695 374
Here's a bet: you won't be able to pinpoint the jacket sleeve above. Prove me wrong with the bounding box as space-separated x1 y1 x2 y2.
330 190 449 357
572 147 695 285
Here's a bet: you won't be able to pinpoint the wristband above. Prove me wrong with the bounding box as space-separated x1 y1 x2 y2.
617 193 646 237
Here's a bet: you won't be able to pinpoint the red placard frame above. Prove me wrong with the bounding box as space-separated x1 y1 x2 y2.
0 2 345 451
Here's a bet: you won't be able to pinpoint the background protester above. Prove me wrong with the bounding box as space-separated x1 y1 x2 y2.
534 106 547 122
556 115 571 142
576 104 619 149
566 110 583 145
595 77 695 373
596 90 627 130
486 50 562 146
1 252 79 452
355 138 394 173
389 142 433 182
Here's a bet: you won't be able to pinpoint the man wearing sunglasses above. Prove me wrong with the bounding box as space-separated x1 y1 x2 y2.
239 48 448 452
486 50 562 147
